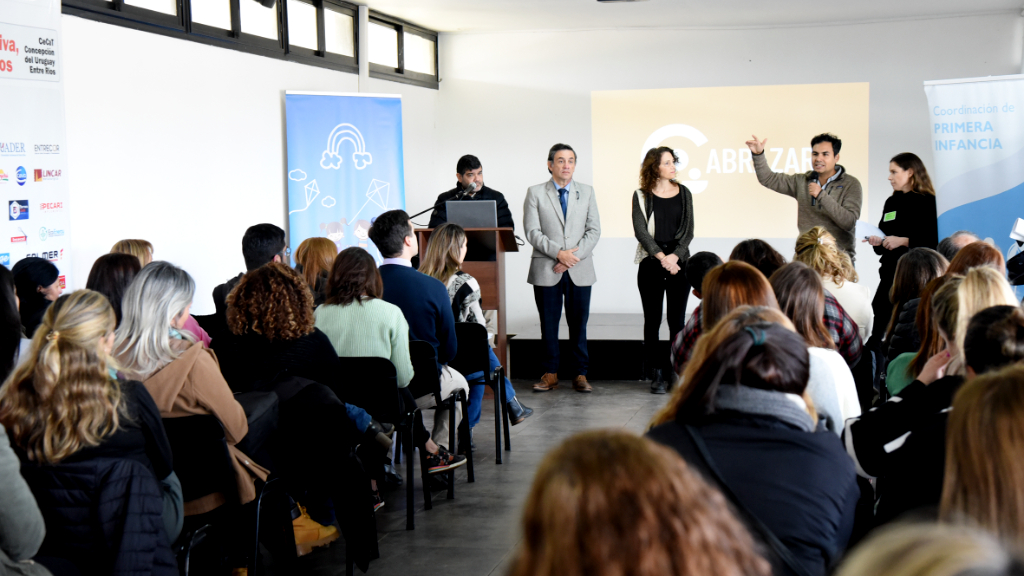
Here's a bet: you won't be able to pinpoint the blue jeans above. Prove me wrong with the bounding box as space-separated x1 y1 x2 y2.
466 347 517 429
346 403 372 432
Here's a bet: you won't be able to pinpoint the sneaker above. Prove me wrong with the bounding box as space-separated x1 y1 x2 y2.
293 504 340 556
372 490 385 512
425 445 467 474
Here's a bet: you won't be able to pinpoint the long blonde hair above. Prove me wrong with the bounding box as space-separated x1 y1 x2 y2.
420 223 467 285
0 290 122 464
793 226 857 287
930 268 1018 377
294 237 336 290
111 239 154 266
941 364 1024 547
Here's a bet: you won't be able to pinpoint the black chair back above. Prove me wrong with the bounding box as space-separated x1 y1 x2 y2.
407 341 441 402
335 356 401 425
449 322 490 377
162 415 235 503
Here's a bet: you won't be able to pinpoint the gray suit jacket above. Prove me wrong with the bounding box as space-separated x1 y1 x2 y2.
523 180 602 287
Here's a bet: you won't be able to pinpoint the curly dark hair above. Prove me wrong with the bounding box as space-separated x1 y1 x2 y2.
325 247 382 307
226 262 315 342
638 146 678 195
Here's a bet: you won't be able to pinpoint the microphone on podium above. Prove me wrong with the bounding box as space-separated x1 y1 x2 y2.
409 181 479 220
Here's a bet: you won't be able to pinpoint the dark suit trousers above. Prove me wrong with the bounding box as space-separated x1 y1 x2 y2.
534 273 592 375
637 257 690 374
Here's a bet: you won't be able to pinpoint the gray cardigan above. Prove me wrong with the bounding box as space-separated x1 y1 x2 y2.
631 186 694 264
0 424 50 575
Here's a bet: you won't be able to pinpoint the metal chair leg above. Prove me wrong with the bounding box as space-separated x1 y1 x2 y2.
461 391 475 482
499 368 512 451
492 381 503 465
447 398 456 500
405 422 415 530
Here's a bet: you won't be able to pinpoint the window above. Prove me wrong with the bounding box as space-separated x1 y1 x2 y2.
368 13 439 89
60 0 438 88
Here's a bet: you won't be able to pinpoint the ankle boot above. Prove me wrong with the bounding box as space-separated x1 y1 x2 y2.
650 369 668 394
507 397 534 425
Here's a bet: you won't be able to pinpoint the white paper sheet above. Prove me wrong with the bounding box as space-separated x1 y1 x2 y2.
856 220 886 240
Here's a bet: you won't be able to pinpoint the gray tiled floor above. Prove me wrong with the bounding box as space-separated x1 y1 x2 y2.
293 379 667 575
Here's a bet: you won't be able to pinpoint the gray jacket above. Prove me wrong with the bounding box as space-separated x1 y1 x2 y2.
0 424 51 576
752 152 862 257
631 187 694 264
523 180 602 287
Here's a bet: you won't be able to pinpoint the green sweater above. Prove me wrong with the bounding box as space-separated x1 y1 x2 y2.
314 298 415 388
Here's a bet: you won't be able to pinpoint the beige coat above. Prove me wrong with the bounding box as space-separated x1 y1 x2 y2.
119 340 269 515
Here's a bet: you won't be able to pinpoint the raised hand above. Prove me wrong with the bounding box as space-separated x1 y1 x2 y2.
745 135 767 155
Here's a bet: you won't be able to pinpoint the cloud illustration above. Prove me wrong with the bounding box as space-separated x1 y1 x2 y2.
289 169 307 182
352 152 373 170
322 196 336 208
321 151 343 169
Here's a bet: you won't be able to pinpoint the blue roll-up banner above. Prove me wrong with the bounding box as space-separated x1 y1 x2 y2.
924 75 1024 290
285 92 405 262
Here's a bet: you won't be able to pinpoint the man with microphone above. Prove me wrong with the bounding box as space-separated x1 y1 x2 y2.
429 155 515 229
745 133 862 259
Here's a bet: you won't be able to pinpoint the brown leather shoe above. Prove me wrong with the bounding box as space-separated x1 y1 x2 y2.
572 375 592 393
533 373 558 392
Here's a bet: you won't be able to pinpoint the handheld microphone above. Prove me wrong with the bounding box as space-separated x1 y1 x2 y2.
807 173 818 207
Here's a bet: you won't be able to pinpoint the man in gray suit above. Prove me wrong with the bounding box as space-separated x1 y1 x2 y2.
523 143 602 393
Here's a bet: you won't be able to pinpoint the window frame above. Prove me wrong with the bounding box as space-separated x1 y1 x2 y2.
367 11 439 90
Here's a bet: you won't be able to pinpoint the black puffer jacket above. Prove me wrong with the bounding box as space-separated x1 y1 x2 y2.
20 457 177 576
885 298 920 363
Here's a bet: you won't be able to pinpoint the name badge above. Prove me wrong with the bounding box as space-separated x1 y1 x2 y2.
884 211 896 222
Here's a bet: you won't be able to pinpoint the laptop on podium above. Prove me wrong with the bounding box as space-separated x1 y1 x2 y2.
447 200 497 229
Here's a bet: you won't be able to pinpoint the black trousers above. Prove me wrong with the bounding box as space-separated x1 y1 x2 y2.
637 257 690 374
870 264 896 346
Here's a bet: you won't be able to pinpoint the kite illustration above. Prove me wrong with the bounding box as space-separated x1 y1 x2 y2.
289 179 321 214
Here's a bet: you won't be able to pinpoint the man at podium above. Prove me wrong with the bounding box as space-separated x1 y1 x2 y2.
428 155 515 229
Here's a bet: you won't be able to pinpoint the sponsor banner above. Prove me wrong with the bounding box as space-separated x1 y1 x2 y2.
924 75 1024 296
285 92 406 262
0 0 72 282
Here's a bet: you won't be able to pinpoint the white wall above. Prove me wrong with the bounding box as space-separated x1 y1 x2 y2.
62 16 439 313
434 14 1024 332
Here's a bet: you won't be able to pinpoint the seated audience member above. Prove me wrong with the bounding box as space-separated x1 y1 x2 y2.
110 239 154 266
315 247 465 474
669 251 723 375
86 253 141 328
883 249 949 362
844 270 1020 527
509 430 770 576
212 224 288 330
215 262 387 529
730 239 862 367
294 237 336 307
895 276 953 397
942 363 1024 548
0 423 53 576
834 523 1022 576
12 258 61 338
648 321 858 576
947 240 1006 275
770 262 861 428
0 266 29 371
114 263 275 518
110 240 211 346
420 224 533 432
0 290 184 544
368 210 470 455
936 230 980 262
794 226 874 341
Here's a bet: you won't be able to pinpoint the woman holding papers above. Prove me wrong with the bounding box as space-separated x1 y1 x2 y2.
863 153 938 344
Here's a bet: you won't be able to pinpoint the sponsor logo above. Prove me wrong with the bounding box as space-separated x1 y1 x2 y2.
8 200 28 220
0 254 9 266
58 275 65 290
33 144 60 155
0 169 7 182
11 227 27 243
0 142 25 157
33 169 60 182
38 201 63 213
38 227 63 241
15 166 26 186
25 250 60 262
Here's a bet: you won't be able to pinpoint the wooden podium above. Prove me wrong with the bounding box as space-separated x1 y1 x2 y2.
415 227 518 370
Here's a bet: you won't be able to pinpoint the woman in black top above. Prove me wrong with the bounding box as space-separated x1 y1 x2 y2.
864 153 938 344
12 258 62 338
631 146 695 394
